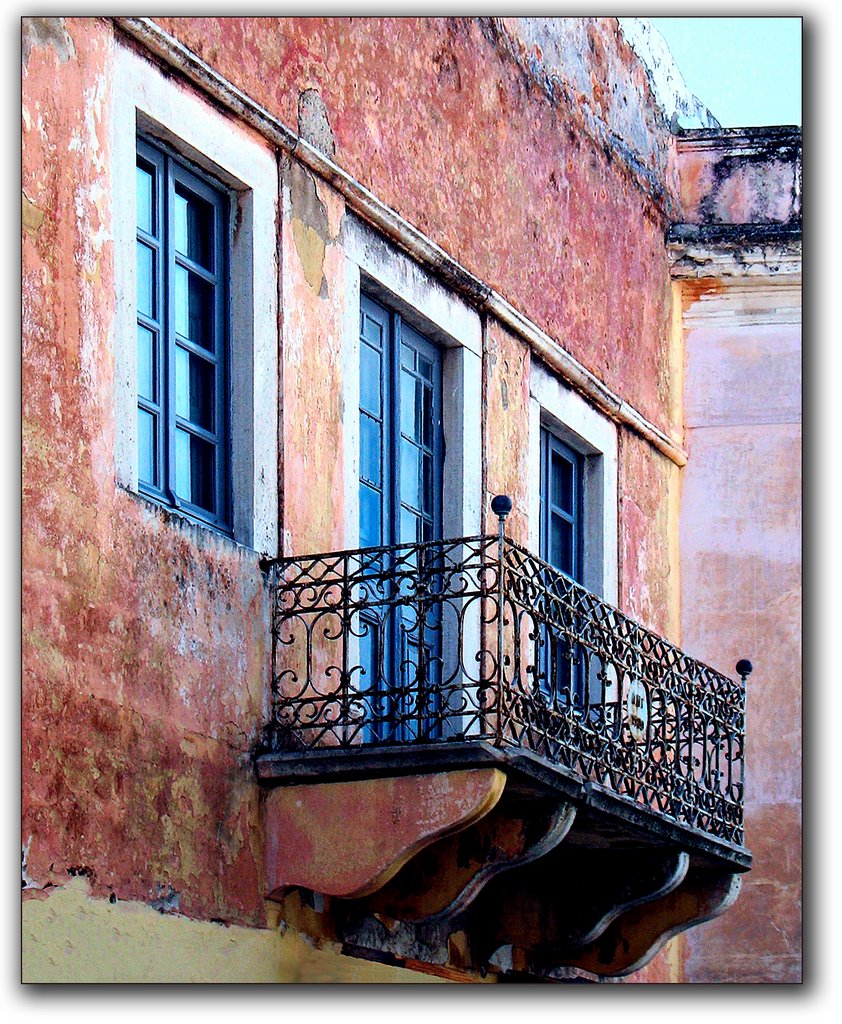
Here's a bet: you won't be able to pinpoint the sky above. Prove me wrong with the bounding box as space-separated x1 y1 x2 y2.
649 17 802 128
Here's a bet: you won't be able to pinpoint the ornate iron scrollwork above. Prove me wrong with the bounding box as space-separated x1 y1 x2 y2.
265 532 747 846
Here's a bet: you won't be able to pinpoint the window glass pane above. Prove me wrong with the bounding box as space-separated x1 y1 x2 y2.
400 371 421 441
175 428 216 513
136 164 154 235
175 346 215 431
360 343 381 416
418 355 433 382
137 325 156 402
175 266 214 348
400 506 421 546
136 242 155 318
174 186 213 269
400 440 420 511
174 428 189 503
360 312 383 348
359 482 382 549
400 342 415 371
551 450 573 513
360 412 381 486
138 408 156 486
551 514 573 576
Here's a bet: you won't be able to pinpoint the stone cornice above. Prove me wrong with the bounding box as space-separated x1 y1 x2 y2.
668 225 802 280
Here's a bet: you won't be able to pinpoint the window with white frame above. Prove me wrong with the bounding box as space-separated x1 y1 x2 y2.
529 361 619 711
341 212 483 550
528 360 618 605
539 428 584 584
111 42 279 555
341 214 484 740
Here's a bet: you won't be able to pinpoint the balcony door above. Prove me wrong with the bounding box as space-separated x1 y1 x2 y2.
539 428 585 708
358 292 444 740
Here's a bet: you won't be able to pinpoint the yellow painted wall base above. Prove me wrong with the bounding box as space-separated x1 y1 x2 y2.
22 878 445 983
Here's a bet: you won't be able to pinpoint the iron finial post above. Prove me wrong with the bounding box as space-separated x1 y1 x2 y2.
736 659 753 684
491 493 513 526
491 496 512 745
735 658 752 810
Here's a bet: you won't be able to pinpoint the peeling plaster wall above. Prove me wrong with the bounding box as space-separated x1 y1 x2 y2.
483 320 531 543
675 128 801 229
499 17 686 191
619 433 681 640
152 15 681 438
673 128 801 983
22 17 270 928
617 18 720 132
23 878 442 983
280 158 348 554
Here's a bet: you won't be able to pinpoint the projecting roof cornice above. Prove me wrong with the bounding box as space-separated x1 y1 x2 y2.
667 223 802 280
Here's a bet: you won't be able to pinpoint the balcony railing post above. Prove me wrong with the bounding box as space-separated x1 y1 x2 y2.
736 659 753 810
491 496 513 747
416 542 428 739
340 551 351 744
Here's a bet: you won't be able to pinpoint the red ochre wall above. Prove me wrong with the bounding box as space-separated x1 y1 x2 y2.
22 18 270 926
23 17 684 981
154 15 679 438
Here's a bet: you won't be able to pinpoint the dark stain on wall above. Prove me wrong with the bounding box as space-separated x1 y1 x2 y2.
22 16 76 67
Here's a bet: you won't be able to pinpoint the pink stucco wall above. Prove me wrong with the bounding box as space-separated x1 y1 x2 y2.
676 127 801 228
679 289 802 982
153 15 680 438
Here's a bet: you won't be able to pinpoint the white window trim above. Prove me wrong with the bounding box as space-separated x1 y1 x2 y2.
340 214 483 739
528 361 618 605
111 42 279 555
341 212 482 550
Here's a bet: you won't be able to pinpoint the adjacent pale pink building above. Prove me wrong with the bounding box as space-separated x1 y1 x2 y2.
672 128 802 982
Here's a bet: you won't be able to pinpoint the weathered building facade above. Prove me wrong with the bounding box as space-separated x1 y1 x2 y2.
22 16 801 982
671 127 802 983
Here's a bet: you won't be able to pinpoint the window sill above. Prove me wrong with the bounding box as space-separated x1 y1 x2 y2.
118 483 271 564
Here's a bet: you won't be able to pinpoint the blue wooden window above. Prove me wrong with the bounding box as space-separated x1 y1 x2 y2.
358 292 444 741
136 136 229 532
539 428 585 706
540 430 583 581
358 292 443 550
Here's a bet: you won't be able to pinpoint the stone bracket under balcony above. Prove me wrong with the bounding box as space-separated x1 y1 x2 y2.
257 743 749 982
263 767 507 901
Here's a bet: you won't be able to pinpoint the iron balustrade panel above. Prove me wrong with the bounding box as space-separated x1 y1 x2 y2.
267 535 746 846
498 539 746 847
269 536 502 750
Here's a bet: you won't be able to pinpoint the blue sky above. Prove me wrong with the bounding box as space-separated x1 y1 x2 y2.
650 17 802 128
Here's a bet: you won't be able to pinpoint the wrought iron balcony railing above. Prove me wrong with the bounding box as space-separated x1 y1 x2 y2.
265 520 748 849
